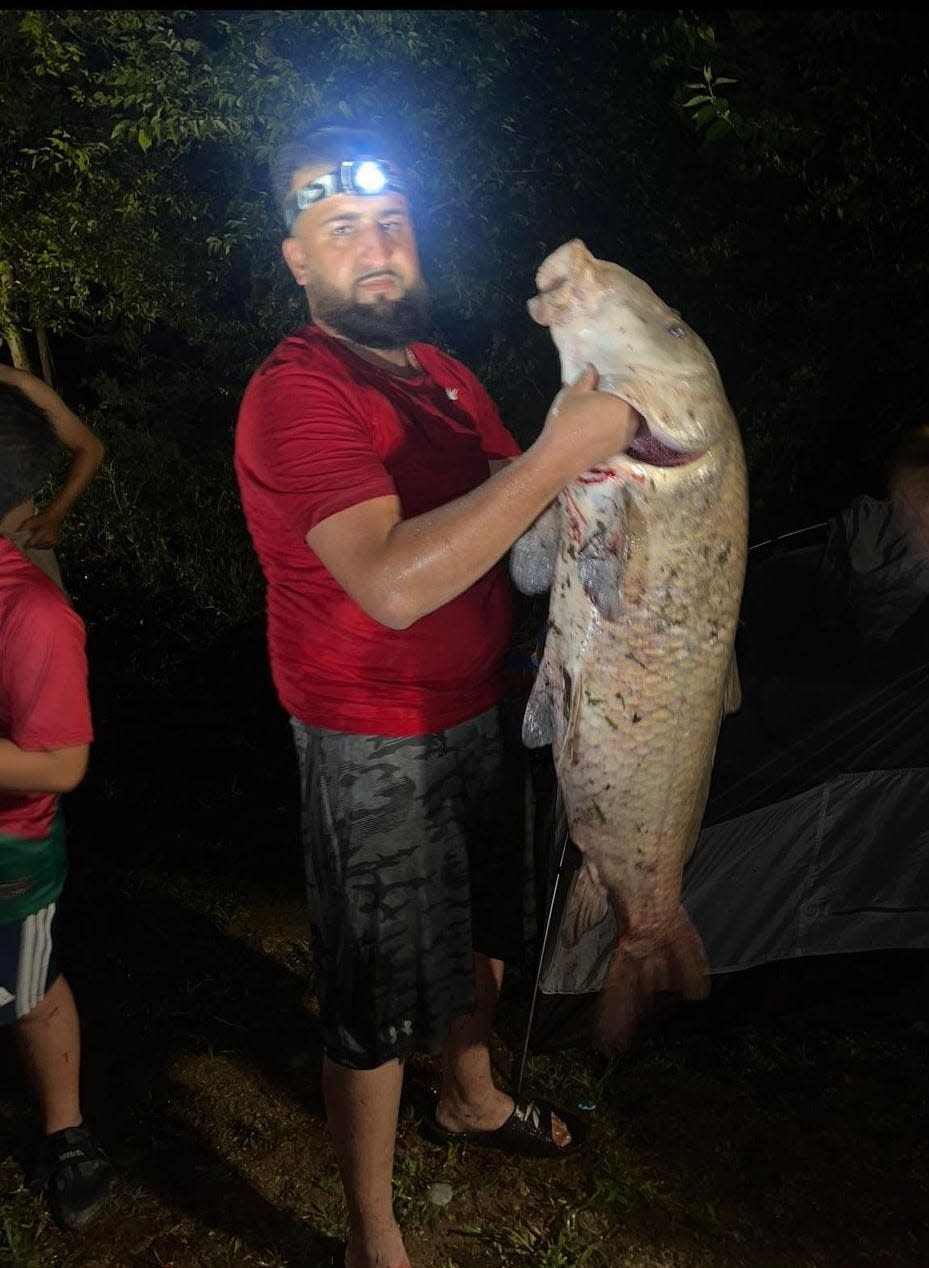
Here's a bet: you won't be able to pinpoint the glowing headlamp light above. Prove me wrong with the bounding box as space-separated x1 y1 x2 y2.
284 159 406 230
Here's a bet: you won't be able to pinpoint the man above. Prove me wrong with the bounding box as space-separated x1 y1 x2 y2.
0 363 105 589
234 124 637 1268
0 381 113 1230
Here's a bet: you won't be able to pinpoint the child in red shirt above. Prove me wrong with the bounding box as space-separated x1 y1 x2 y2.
0 380 112 1229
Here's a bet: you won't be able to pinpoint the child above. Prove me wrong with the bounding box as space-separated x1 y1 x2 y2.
0 380 112 1229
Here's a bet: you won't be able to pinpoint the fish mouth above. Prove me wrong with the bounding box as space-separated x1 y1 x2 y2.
625 416 703 468
537 272 567 296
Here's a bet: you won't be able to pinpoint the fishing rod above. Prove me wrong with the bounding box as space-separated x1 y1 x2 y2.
748 521 829 552
510 785 572 1104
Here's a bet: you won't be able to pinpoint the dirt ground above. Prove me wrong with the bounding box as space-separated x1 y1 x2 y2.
1 615 927 1268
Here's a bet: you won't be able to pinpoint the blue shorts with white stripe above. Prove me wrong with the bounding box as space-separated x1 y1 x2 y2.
0 903 61 1024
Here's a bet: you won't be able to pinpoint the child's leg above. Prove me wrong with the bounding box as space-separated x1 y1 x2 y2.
2 907 112 1230
12 973 82 1133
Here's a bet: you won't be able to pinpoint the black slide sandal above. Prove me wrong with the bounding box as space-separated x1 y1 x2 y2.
420 1097 587 1158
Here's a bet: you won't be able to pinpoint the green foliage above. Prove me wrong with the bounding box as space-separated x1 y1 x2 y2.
682 65 750 142
2 8 927 571
59 408 263 647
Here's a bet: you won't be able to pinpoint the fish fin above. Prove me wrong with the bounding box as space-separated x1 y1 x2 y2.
723 653 742 715
593 905 710 1055
577 531 624 621
510 500 561 595
556 663 584 769
560 863 610 948
522 658 555 748
524 645 585 761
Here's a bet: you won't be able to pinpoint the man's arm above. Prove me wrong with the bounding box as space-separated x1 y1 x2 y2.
0 740 88 794
306 367 638 629
0 365 105 547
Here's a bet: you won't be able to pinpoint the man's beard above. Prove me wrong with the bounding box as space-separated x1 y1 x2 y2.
307 273 432 350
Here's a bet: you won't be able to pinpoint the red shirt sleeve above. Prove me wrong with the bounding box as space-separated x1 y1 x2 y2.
3 588 92 752
242 360 398 538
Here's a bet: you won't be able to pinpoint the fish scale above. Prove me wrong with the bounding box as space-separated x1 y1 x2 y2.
512 239 748 1053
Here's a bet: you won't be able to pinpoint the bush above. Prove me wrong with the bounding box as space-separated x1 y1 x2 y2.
56 411 263 650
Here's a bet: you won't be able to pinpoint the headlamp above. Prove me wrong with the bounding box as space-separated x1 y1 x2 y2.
284 158 406 230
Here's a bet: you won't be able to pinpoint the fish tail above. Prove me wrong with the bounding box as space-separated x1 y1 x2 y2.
593 905 710 1055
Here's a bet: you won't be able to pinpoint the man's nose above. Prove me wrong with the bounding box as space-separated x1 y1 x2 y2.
357 223 393 265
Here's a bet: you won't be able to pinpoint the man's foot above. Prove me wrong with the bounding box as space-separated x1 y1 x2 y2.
344 1219 411 1268
435 1090 573 1148
424 1094 585 1158
27 1124 114 1230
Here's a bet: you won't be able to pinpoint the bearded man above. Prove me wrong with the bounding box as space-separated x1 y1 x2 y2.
234 124 636 1268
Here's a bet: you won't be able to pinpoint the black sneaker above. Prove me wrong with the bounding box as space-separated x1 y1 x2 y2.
28 1125 114 1230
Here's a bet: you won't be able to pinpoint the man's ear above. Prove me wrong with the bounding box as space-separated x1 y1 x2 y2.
282 235 309 287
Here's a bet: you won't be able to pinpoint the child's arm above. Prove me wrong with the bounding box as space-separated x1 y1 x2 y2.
0 740 88 793
0 365 105 548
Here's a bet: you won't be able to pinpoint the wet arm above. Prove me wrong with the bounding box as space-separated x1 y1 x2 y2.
307 367 638 629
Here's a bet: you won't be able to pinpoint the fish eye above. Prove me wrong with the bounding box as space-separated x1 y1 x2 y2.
666 323 686 338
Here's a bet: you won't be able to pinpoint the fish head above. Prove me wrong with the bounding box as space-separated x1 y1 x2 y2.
527 239 602 330
529 240 736 458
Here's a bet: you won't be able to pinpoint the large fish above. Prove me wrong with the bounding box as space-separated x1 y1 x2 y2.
512 239 748 1053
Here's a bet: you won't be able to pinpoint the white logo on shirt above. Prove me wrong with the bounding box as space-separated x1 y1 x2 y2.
445 388 459 401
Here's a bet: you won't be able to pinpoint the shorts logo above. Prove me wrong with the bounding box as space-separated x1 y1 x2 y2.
0 876 32 899
0 987 14 1008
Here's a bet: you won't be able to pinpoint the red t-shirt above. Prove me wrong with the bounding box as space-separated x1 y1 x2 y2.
0 540 93 839
234 325 522 735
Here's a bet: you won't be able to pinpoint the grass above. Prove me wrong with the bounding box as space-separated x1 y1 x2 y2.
1 602 928 1267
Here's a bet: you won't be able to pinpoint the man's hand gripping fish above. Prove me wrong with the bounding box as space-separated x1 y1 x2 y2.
511 240 749 1054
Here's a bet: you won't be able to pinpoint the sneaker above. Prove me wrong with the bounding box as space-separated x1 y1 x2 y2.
28 1124 114 1230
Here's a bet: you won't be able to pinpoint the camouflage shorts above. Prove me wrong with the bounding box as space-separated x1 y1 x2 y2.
290 706 523 1070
